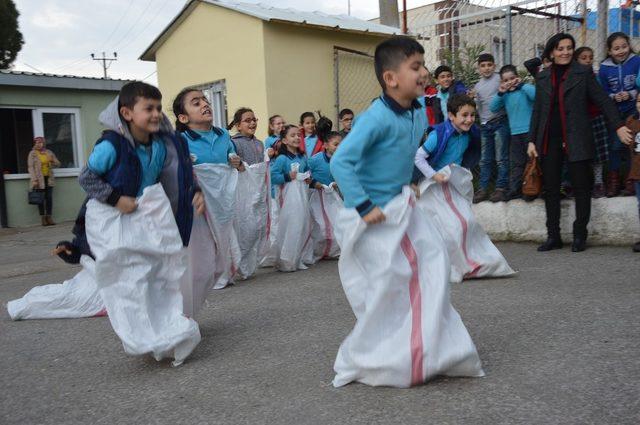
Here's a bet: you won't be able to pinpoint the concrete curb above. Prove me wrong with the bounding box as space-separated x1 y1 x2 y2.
472 197 640 245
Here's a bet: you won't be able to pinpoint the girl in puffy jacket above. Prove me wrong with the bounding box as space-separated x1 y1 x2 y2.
598 32 640 197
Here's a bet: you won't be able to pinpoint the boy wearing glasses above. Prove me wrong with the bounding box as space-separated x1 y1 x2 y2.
338 108 354 138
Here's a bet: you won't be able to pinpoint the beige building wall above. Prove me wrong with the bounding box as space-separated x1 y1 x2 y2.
154 2 269 138
261 23 386 128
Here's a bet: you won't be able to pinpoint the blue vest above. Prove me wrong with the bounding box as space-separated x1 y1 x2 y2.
411 121 481 184
427 121 481 170
94 130 195 246
97 130 142 197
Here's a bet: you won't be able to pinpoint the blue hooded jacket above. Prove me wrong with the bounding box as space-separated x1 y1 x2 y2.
598 53 640 115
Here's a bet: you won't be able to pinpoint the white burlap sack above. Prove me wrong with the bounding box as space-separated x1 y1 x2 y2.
309 185 342 261
333 186 484 388
194 163 241 289
86 184 201 366
272 172 314 272
417 165 515 283
181 213 218 318
7 256 106 320
233 160 270 279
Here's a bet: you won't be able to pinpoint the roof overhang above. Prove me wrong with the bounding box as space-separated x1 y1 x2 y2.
0 71 130 91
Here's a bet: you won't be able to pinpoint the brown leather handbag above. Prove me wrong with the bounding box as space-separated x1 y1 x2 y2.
522 157 542 197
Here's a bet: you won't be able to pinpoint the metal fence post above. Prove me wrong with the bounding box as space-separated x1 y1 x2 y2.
334 48 340 126
505 6 512 65
597 0 609 63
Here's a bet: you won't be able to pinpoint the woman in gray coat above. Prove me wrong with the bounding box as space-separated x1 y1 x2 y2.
527 33 633 252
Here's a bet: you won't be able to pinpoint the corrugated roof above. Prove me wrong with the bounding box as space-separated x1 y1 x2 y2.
140 0 401 61
0 69 132 91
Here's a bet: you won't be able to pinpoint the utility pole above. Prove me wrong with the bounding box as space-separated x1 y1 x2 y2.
91 51 117 79
596 0 608 63
379 0 400 28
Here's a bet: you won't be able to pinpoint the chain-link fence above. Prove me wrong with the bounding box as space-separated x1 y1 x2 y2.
405 0 640 85
333 46 379 124
334 1 640 118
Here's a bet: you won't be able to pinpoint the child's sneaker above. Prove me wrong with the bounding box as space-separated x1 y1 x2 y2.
489 188 507 202
620 179 636 197
473 189 489 203
633 241 640 252
592 183 606 198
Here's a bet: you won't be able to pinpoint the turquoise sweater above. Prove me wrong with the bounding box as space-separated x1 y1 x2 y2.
489 84 535 135
330 94 427 215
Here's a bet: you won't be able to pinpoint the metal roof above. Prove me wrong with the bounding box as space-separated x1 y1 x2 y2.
0 69 132 91
140 0 401 61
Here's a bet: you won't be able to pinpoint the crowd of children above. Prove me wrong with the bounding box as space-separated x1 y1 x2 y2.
7 32 640 385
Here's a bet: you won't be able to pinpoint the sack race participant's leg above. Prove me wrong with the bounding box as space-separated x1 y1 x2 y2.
309 186 343 261
273 172 314 271
233 161 270 279
7 256 106 320
333 186 484 388
417 165 516 283
86 184 201 366
194 164 241 289
181 213 218 318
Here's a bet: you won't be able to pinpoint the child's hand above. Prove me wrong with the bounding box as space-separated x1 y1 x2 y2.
616 126 633 145
289 170 298 180
498 81 509 93
116 196 137 214
304 178 311 184
467 89 477 98
620 91 630 101
433 173 449 184
510 77 522 90
527 142 538 158
229 154 244 171
192 191 205 215
267 148 275 158
51 245 72 257
363 207 385 225
314 182 323 190
410 183 421 199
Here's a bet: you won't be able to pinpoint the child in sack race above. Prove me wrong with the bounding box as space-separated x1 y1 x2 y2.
78 81 204 366
330 36 484 388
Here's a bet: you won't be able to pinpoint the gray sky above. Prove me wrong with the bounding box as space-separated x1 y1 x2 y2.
12 0 434 86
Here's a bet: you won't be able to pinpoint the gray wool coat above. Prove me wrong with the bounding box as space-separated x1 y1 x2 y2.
529 62 623 162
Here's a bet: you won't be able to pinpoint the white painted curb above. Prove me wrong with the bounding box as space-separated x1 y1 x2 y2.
472 197 640 245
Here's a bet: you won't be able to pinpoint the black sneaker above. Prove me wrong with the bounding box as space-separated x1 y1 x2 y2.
473 189 489 204
633 241 640 252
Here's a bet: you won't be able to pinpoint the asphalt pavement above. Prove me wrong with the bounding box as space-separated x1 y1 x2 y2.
1 223 639 425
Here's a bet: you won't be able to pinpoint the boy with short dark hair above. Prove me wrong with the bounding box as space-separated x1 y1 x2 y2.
338 109 354 138
490 65 536 200
414 94 481 182
427 65 468 124
78 81 204 366
471 53 511 204
330 36 483 388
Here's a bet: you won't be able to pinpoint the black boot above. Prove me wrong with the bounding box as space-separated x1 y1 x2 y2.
537 237 563 252
572 228 588 253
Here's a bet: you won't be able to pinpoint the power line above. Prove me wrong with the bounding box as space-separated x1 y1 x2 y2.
98 1 136 50
141 70 157 81
109 0 155 50
113 0 174 52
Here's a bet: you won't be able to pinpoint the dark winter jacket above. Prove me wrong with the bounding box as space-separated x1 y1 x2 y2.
529 62 623 162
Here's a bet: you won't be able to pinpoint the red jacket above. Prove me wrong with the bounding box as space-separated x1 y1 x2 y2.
300 134 324 157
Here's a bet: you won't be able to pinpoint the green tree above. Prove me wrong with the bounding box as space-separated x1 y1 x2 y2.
0 0 24 69
440 43 486 87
